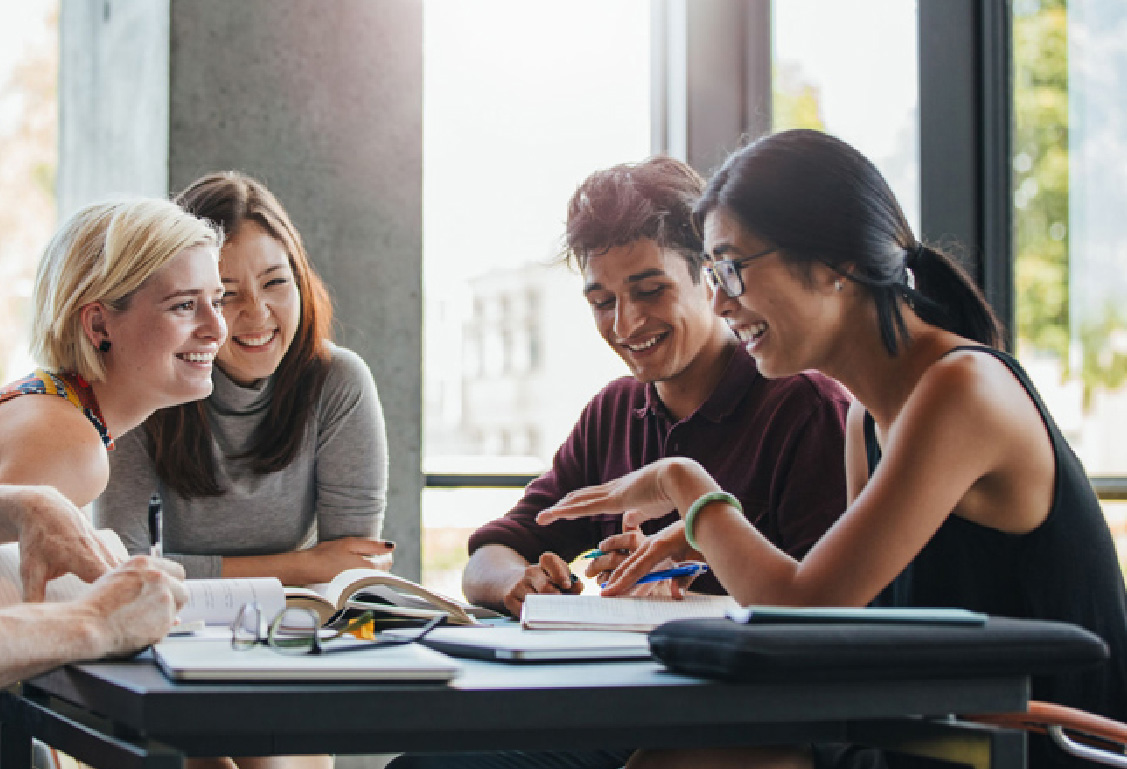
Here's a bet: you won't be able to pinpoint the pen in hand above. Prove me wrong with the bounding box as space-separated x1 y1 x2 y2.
580 548 629 560
148 492 163 558
601 562 709 589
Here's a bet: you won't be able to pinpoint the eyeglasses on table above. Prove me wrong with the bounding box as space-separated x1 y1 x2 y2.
230 602 443 655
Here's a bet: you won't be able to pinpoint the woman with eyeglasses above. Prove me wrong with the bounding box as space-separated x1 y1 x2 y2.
538 129 1127 769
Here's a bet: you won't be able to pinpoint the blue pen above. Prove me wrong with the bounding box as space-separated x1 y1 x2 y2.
635 562 709 585
601 562 709 589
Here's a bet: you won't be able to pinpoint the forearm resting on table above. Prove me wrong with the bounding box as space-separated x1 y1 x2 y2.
0 602 118 687
221 551 317 585
462 544 531 610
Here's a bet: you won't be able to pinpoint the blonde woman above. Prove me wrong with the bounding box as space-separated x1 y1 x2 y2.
0 198 224 682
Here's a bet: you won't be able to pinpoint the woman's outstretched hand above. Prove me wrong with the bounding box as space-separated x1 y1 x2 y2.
536 458 687 528
537 457 722 595
601 520 702 597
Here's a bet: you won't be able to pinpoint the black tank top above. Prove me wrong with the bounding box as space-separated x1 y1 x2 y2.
865 346 1127 768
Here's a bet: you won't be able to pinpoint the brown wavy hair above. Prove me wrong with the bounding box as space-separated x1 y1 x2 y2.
562 156 706 280
146 171 334 497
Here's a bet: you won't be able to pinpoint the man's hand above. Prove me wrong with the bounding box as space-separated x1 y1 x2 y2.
77 556 189 657
16 486 121 602
501 552 582 617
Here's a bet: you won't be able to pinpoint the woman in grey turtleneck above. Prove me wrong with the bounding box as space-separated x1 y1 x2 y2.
94 171 391 587
95 173 390 769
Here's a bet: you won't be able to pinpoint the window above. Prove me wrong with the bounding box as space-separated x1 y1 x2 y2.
0 2 57 382
1013 0 1127 562
772 0 920 230
421 1 648 594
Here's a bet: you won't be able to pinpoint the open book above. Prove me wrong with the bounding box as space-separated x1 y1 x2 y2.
285 567 502 627
1 531 499 630
521 593 739 632
175 572 501 628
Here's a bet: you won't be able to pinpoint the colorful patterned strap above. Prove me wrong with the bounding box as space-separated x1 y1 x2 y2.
0 369 114 449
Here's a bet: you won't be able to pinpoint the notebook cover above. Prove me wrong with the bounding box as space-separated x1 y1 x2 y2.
153 638 461 682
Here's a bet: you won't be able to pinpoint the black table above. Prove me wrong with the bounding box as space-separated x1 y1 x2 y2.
0 652 1027 769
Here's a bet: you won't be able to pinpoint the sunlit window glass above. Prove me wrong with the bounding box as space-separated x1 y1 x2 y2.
0 2 57 381
1013 0 1127 563
771 0 920 231
421 1 648 593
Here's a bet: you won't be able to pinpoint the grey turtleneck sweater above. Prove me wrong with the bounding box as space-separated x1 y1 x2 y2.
93 343 388 579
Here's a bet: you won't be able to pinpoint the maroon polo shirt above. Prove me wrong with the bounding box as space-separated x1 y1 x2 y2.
468 344 852 594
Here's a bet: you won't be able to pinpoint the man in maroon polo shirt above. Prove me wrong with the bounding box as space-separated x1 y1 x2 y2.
462 156 852 616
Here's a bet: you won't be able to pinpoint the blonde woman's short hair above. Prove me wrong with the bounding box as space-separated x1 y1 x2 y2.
30 198 222 382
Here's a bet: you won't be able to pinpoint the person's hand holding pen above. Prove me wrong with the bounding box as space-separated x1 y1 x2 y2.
499 551 583 617
581 519 703 598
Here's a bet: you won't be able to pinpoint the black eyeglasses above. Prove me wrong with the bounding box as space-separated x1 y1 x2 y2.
703 248 777 298
231 602 442 656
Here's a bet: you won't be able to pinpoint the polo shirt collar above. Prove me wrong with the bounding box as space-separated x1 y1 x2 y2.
635 343 760 423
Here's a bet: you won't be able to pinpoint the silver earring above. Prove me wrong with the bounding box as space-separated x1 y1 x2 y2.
834 279 844 292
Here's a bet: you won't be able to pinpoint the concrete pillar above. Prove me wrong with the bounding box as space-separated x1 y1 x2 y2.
59 0 424 581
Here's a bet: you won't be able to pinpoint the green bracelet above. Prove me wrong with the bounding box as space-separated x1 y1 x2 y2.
683 491 742 551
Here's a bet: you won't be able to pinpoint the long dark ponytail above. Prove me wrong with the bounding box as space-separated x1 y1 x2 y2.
694 129 1002 354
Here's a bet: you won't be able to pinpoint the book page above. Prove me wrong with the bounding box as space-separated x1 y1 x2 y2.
0 529 129 608
521 593 739 632
303 567 374 609
300 569 501 625
179 577 287 626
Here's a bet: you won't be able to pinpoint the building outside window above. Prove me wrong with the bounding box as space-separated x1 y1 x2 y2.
771 0 920 230
421 1 647 594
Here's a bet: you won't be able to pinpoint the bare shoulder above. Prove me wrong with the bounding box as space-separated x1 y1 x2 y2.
908 348 1028 423
896 346 1049 482
0 395 111 506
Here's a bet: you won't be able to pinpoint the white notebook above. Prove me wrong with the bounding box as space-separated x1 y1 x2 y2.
384 625 653 662
521 593 739 632
153 638 461 682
